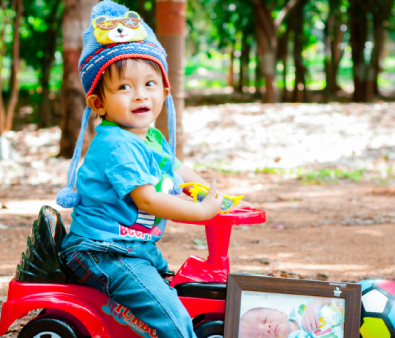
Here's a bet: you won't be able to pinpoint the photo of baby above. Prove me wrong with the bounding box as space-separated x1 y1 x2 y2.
238 291 346 338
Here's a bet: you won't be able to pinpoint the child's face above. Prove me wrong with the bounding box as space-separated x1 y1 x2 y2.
88 59 169 137
239 308 292 338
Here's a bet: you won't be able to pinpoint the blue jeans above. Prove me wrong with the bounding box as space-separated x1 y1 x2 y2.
60 237 197 338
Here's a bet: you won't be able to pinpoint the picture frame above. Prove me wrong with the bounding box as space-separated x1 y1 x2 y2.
224 274 362 338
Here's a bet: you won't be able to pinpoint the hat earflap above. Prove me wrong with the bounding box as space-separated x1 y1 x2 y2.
166 93 184 195
56 107 92 208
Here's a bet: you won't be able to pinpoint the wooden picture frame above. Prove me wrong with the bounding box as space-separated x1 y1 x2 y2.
225 274 362 338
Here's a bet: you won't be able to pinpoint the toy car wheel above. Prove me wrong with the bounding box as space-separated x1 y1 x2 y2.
194 319 224 338
18 315 79 338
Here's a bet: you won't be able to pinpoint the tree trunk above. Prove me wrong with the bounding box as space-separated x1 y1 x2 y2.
237 31 250 92
4 0 22 131
290 0 308 102
0 0 11 134
253 0 300 103
39 0 62 128
58 0 98 158
349 0 368 102
366 0 394 100
255 44 262 95
227 46 235 87
277 26 289 102
254 0 277 103
375 32 387 95
155 0 186 161
366 23 384 101
324 0 345 101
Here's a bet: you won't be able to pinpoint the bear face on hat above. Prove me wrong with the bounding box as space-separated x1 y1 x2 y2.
92 11 147 44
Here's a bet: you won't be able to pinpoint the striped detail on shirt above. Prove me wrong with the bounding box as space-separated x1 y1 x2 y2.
136 209 156 229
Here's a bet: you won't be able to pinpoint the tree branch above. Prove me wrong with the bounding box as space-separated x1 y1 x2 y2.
274 0 299 30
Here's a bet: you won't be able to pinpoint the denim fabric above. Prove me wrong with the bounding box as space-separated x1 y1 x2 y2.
60 239 197 338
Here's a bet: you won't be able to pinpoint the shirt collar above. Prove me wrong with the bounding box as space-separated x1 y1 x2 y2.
100 120 154 142
101 120 119 127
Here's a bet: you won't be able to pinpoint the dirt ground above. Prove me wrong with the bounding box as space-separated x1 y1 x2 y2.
1 170 395 335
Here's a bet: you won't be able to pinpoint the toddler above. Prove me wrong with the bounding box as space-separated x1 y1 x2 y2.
56 1 250 338
239 298 345 338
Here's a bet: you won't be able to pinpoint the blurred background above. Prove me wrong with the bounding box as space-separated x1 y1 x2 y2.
1 0 395 136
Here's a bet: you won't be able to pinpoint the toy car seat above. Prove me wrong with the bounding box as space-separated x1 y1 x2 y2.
15 205 78 284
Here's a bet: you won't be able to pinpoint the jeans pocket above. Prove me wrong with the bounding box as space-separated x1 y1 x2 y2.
66 251 110 296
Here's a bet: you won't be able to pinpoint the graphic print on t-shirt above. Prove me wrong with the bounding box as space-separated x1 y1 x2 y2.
136 209 155 229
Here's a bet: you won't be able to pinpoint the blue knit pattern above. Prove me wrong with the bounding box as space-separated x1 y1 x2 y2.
56 0 178 208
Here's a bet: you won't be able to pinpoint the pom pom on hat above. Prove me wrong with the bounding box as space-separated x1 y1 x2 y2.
56 188 81 208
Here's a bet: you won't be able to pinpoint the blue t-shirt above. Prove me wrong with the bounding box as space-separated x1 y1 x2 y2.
64 120 180 245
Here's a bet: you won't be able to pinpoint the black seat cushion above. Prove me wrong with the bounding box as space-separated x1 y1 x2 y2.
15 206 68 284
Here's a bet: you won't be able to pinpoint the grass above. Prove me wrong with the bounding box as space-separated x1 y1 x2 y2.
194 163 383 185
298 168 366 184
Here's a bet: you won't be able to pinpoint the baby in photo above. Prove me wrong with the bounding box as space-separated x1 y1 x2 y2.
239 297 345 338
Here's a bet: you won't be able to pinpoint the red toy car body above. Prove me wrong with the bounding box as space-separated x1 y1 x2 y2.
0 206 265 338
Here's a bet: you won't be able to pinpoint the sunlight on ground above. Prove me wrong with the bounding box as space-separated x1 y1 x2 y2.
0 200 65 215
355 229 384 237
183 103 395 171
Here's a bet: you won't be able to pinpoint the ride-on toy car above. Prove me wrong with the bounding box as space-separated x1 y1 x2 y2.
0 205 265 338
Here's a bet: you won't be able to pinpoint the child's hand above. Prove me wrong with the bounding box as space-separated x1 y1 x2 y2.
301 303 320 332
200 181 224 220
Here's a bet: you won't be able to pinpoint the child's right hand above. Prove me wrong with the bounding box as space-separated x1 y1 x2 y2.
199 181 224 220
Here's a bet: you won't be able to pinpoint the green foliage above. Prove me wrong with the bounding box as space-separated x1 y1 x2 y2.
298 168 366 184
20 0 64 71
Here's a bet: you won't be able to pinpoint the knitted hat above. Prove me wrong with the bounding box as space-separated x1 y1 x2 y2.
57 0 181 208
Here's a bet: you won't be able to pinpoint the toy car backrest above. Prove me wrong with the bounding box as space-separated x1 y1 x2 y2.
15 205 68 284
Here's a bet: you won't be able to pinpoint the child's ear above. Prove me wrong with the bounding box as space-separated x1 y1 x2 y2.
87 95 106 117
163 87 170 101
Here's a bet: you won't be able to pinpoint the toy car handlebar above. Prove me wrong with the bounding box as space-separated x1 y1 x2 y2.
173 208 266 226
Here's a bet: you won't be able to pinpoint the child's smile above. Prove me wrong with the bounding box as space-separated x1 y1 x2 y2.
87 59 169 140
132 105 151 115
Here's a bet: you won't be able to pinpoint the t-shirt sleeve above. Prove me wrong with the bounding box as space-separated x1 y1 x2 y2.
104 139 157 199
174 157 182 170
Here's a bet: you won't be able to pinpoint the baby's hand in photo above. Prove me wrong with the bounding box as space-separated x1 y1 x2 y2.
200 181 224 220
301 305 320 333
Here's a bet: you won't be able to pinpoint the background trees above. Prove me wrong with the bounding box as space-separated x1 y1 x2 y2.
58 0 99 158
1 0 395 155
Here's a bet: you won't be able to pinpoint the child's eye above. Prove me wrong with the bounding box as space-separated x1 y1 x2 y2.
146 81 156 87
119 84 131 90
